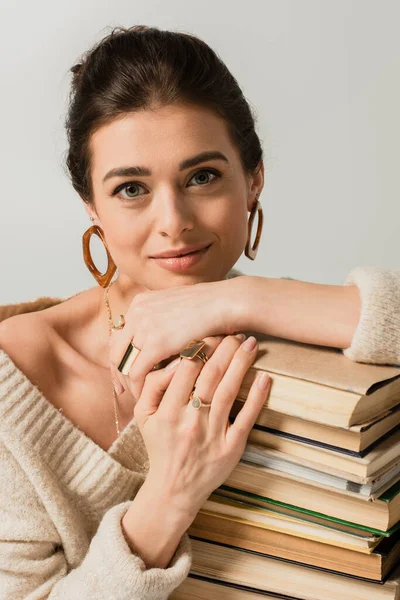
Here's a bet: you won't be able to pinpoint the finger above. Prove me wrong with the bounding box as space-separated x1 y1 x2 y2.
185 334 246 414
109 329 130 395
109 325 137 365
110 362 124 396
124 343 170 400
109 325 156 398
208 336 260 430
134 358 181 424
226 371 271 448
158 336 224 415
109 331 159 400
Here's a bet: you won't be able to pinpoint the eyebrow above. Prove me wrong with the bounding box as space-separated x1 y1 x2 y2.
102 150 229 184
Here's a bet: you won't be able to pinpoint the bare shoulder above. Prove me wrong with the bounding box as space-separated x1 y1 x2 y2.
0 311 55 386
0 286 107 396
0 289 135 450
0 287 99 364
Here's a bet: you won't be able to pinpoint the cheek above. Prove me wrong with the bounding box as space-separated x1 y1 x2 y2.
105 223 147 264
211 198 248 243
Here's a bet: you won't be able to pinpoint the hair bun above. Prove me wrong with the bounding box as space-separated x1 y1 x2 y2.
70 63 83 75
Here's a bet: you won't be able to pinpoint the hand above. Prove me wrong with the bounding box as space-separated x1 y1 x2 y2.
109 278 244 400
131 333 271 520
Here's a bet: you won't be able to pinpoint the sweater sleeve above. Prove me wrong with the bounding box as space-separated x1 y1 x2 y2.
51 502 192 600
0 447 191 600
342 266 400 366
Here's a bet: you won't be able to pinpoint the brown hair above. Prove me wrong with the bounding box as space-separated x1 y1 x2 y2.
64 25 263 204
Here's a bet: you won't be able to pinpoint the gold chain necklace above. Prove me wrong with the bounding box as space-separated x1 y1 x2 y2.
104 279 138 464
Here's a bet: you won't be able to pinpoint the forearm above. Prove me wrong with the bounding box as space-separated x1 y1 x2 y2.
235 276 362 349
121 478 193 569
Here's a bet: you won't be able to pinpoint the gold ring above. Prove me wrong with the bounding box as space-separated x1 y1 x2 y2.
118 341 141 375
112 314 125 330
180 340 209 365
189 391 212 409
195 350 208 365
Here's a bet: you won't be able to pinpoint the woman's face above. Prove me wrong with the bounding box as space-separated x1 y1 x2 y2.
85 102 263 291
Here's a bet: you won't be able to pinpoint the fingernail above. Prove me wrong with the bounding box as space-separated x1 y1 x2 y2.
242 335 257 352
235 333 246 341
113 380 123 395
166 357 181 371
257 372 270 390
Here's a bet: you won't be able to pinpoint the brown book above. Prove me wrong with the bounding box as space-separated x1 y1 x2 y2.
189 510 400 581
189 538 400 600
224 460 400 531
202 494 381 551
236 333 400 428
230 404 400 455
171 575 289 599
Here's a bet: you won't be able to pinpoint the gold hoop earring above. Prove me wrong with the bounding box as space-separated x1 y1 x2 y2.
82 225 117 288
245 194 264 260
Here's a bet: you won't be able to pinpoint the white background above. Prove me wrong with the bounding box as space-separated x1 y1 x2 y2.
1 0 399 303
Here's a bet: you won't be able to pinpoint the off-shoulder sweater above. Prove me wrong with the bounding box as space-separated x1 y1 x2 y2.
0 265 399 599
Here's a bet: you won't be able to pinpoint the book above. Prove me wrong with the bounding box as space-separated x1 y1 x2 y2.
241 442 400 497
189 538 400 600
223 461 400 530
201 494 382 552
171 574 288 599
169 573 299 600
246 424 400 478
189 509 400 580
236 333 400 428
231 406 400 455
215 486 400 538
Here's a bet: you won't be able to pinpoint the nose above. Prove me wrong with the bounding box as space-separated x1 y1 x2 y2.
155 188 195 238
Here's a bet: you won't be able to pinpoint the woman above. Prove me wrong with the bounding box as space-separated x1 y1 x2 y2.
0 25 399 599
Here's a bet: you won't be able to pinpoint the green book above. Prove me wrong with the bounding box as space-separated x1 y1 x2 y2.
217 484 400 537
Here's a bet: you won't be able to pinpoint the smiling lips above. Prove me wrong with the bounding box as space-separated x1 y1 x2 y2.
150 244 212 271
150 242 212 259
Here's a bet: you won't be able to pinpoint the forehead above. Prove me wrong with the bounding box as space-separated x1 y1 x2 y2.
90 102 240 179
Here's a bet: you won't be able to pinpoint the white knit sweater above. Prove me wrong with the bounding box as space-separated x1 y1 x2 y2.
0 266 399 599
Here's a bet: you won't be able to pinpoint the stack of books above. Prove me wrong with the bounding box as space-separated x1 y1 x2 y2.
171 333 400 599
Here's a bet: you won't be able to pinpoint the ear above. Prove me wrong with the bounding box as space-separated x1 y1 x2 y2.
80 198 100 225
247 160 265 212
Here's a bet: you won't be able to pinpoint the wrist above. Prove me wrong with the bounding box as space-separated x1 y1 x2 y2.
225 275 258 334
122 477 195 568
241 276 361 348
133 474 198 527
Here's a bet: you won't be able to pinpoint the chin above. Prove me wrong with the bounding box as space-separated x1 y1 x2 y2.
151 270 221 289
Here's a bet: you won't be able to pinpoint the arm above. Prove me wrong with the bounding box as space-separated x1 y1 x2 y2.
121 476 195 569
0 443 191 600
234 275 361 349
57 501 191 600
232 266 400 366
